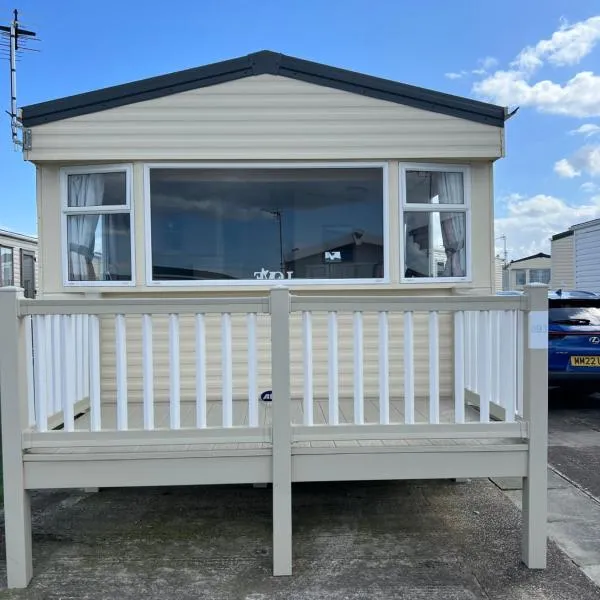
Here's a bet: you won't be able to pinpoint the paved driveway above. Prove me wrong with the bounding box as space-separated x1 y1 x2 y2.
0 478 598 600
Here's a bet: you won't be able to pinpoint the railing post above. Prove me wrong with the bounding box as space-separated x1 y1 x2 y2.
0 287 33 587
270 287 292 576
521 283 548 568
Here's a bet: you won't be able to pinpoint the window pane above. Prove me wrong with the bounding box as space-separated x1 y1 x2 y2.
66 214 131 281
404 212 466 278
514 269 526 286
0 246 13 286
149 168 384 281
406 170 464 204
530 269 550 284
67 172 127 207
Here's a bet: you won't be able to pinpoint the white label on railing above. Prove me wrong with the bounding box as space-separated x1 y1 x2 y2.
528 311 548 349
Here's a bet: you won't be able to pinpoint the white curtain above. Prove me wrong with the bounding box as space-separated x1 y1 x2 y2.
436 173 466 277
67 174 104 280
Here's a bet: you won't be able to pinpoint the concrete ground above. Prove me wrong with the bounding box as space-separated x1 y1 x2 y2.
0 477 598 600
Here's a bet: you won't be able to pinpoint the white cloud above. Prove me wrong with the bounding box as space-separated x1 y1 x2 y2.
556 145 600 178
480 56 499 70
512 16 600 72
445 57 498 80
475 70 600 117
445 71 466 80
554 158 582 178
581 181 600 192
473 16 600 117
495 193 600 257
570 123 600 136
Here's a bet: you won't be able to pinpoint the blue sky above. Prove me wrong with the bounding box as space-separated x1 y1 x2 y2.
1 0 600 259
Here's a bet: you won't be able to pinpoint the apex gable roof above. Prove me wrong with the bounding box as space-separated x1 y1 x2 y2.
21 50 507 128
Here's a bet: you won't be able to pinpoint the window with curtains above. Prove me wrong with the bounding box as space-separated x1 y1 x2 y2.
514 269 526 286
62 166 133 284
400 164 469 280
529 268 550 284
0 246 14 286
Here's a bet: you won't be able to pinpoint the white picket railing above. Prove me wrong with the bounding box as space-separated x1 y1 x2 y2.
463 309 524 420
27 314 93 432
20 293 527 435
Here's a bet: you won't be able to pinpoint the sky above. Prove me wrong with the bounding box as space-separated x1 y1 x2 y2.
1 0 600 260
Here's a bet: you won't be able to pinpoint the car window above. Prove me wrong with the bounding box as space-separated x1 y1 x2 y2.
549 301 600 326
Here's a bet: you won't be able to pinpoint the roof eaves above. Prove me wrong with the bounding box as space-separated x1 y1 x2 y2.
21 50 507 128
551 229 574 241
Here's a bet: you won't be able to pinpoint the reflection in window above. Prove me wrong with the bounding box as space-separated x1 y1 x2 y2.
529 268 550 284
404 212 466 278
514 269 526 286
550 304 600 326
0 246 13 286
64 170 132 282
149 168 384 281
402 166 468 280
405 170 464 204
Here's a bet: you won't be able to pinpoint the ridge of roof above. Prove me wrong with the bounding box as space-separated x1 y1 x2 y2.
509 252 551 265
21 50 507 128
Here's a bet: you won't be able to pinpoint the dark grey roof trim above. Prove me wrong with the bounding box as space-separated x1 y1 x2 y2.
509 252 551 265
21 50 507 128
551 230 574 241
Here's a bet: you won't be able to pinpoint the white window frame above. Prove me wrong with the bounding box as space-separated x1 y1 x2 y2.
514 268 527 286
399 162 471 284
0 245 14 286
60 164 135 287
143 162 390 287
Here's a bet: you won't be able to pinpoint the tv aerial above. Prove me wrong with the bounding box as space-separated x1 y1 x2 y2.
0 9 38 150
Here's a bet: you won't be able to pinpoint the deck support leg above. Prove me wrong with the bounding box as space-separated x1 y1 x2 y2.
521 285 548 569
0 288 33 587
270 288 292 576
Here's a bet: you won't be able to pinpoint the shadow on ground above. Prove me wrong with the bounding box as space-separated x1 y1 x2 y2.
0 479 597 599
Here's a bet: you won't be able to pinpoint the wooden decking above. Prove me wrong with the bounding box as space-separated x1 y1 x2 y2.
70 396 481 431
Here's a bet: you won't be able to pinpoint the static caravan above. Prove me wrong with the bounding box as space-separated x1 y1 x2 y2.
0 229 37 298
0 51 549 588
504 253 551 291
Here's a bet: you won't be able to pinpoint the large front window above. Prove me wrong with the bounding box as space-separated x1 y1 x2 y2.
401 164 469 280
148 166 385 283
0 246 13 286
62 166 133 284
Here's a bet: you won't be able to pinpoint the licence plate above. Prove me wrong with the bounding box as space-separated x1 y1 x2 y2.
570 356 600 367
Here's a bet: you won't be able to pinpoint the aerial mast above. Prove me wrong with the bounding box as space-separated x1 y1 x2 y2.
0 9 37 150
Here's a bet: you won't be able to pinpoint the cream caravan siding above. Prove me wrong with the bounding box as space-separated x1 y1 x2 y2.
26 75 503 162
0 231 38 292
551 235 574 289
494 258 504 292
99 311 454 408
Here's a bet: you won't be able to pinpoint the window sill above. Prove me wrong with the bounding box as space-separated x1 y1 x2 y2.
57 280 479 295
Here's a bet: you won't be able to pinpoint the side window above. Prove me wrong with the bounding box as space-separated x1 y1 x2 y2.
0 246 14 286
62 167 134 285
400 165 469 280
514 269 526 286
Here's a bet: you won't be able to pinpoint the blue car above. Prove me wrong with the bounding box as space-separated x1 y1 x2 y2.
549 290 600 390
